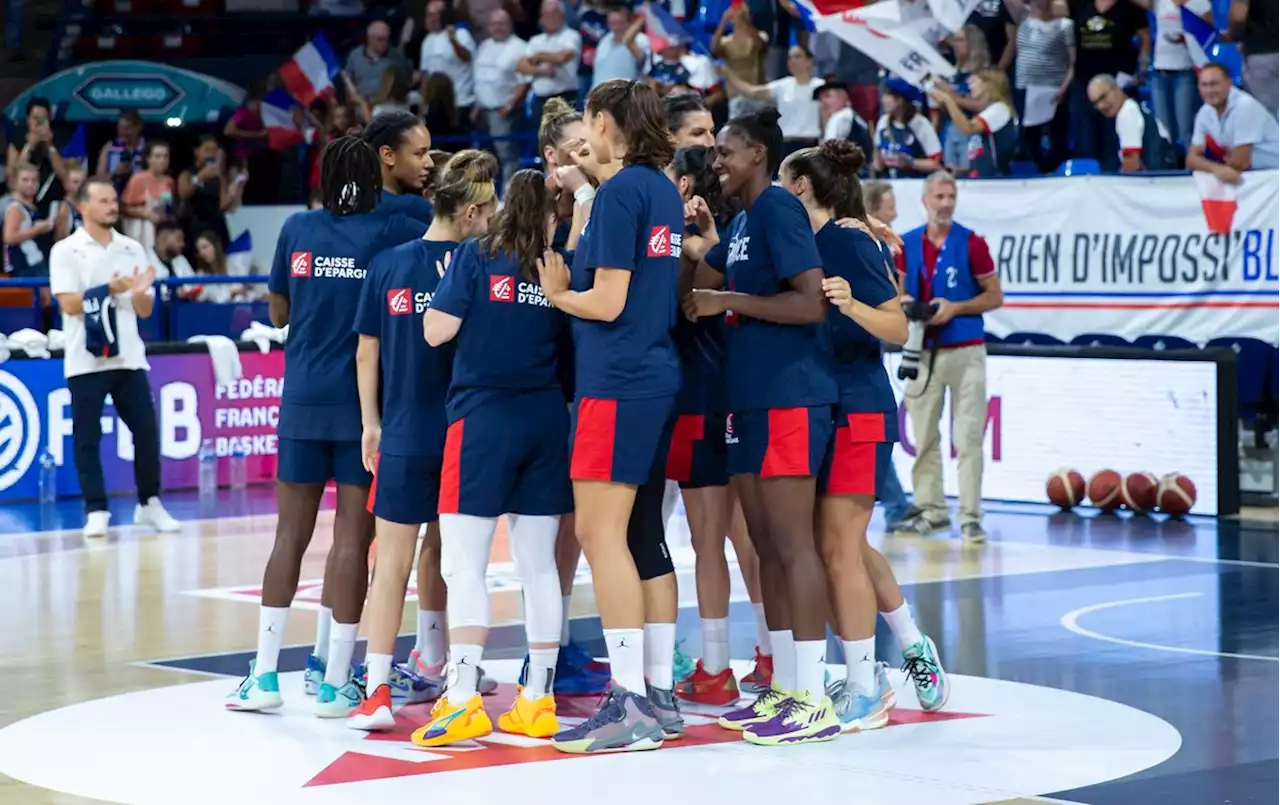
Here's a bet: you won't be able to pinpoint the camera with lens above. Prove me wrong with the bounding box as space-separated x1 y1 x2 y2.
898 298 939 380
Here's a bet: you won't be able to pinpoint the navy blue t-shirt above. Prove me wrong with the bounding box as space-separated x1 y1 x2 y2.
268 209 427 441
570 164 683 400
704 186 837 413
816 222 899 437
353 237 457 457
429 239 569 421
378 191 435 226
674 316 727 416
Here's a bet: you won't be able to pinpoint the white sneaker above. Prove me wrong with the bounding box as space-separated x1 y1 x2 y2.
134 497 181 532
84 511 111 538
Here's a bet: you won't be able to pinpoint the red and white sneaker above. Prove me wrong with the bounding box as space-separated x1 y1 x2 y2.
739 648 774 696
348 684 396 731
675 660 740 706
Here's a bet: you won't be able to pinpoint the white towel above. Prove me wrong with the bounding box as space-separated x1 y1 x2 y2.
6 328 50 358
238 321 288 354
46 329 66 352
188 335 244 387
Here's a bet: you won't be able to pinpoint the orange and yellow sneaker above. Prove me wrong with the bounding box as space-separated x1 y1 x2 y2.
348 683 396 732
740 648 774 696
497 688 559 738
675 660 740 706
410 694 492 747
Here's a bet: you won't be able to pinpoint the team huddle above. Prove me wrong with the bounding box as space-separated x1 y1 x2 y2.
225 80 950 753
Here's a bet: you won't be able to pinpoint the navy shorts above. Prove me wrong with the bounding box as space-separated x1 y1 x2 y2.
277 438 371 486
441 390 573 518
819 413 894 496
368 453 441 525
726 406 834 479
570 395 674 486
666 413 729 489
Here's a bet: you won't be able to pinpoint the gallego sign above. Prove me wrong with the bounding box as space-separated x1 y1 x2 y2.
74 73 185 115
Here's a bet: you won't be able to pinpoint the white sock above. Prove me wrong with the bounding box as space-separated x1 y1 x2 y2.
447 643 484 704
314 605 332 663
604 628 646 692
702 618 730 674
560 595 572 646
842 638 877 692
366 652 394 692
753 603 771 655
254 606 289 674
643 622 677 690
416 610 447 666
794 640 826 702
323 620 358 687
525 647 558 699
881 602 924 651
768 629 795 691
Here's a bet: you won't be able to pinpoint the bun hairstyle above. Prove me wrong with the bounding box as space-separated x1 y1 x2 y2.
432 149 498 218
783 140 868 223
319 134 382 216
483 168 555 280
671 145 728 222
725 107 784 178
664 91 708 134
539 96 583 156
586 79 676 169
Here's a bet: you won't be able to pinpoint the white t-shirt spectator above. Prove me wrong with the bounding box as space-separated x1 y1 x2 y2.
526 28 582 97
768 76 825 140
1192 86 1280 169
1115 97 1171 158
822 106 865 143
680 52 718 92
475 35 529 110
593 31 650 86
976 102 1014 135
419 28 478 107
1153 0 1212 71
49 228 152 379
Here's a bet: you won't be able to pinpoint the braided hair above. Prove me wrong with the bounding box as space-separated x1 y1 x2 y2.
319 135 382 216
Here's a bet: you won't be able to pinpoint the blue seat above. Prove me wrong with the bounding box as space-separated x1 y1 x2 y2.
1008 161 1039 176
1206 337 1275 422
1133 335 1198 350
1070 333 1132 347
1004 332 1065 346
1057 159 1101 176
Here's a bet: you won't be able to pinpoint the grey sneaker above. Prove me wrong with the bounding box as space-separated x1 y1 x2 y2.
551 684 665 754
896 516 952 536
961 522 987 543
646 683 686 739
885 505 923 532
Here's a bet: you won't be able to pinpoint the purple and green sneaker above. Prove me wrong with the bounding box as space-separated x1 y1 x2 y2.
717 685 786 731
742 693 841 746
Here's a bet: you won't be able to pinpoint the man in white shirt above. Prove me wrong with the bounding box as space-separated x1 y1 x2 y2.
1186 62 1280 181
474 9 530 181
417 0 477 117
591 7 648 88
518 0 582 120
48 176 180 538
815 79 871 152
1087 73 1176 172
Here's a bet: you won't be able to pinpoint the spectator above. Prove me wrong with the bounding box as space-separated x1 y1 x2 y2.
575 0 610 99
1009 0 1074 172
966 0 1017 74
52 166 86 243
722 45 824 153
1087 73 1177 171
1068 0 1149 171
815 79 873 160
934 25 992 173
149 219 193 286
1229 0 1279 118
422 73 466 141
95 110 146 192
518 0 582 122
176 136 236 251
190 230 249 303
224 84 268 162
474 8 530 181
591 7 648 88
1186 62 1280 179
417 0 477 119
2 163 52 279
370 66 415 116
1151 0 1211 145
309 105 357 191
932 68 1018 177
121 141 175 252
873 79 943 178
712 5 770 118
6 98 69 232
346 21 410 100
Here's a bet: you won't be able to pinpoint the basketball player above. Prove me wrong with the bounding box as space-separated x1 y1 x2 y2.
346 151 499 731
410 169 573 746
683 108 840 745
363 111 436 225
538 79 684 754
226 136 426 715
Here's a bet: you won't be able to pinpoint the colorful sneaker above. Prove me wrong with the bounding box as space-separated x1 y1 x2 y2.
304 654 326 696
876 662 896 709
386 661 442 703
550 684 664 754
348 683 396 731
739 648 774 696
314 678 364 718
717 685 786 731
523 650 610 696
743 692 841 746
411 694 492 747
646 683 685 739
477 665 499 696
902 636 949 713
675 660 740 706
225 662 282 712
672 640 696 684
497 688 559 738
827 679 890 733
562 638 609 672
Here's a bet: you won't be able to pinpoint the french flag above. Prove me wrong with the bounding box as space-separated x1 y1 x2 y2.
645 2 691 51
1179 6 1216 70
279 33 340 106
225 231 254 275
261 89 311 150
1194 171 1236 234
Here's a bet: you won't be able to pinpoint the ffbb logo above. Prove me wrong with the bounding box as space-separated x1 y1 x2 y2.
290 252 312 277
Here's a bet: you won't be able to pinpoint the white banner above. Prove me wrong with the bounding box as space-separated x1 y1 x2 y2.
887 171 1280 345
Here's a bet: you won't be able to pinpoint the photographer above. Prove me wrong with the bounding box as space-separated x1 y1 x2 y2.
893 172 1002 544
95 110 146 194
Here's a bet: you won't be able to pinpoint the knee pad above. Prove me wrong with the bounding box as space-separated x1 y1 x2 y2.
628 476 675 581
439 514 497 629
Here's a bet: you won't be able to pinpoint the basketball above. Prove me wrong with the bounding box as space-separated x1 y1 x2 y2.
1121 472 1159 513
1157 473 1198 517
1046 469 1086 510
1087 470 1123 510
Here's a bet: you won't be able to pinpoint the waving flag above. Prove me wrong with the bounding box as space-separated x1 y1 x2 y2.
796 0 956 85
278 33 340 106
923 0 983 36
61 123 87 162
645 2 692 51
225 231 254 275
1179 5 1217 70
261 89 311 150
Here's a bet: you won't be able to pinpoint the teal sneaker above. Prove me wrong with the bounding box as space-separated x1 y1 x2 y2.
315 678 365 718
875 662 896 709
304 654 326 696
225 662 283 712
673 639 695 684
902 636 949 712
828 679 890 733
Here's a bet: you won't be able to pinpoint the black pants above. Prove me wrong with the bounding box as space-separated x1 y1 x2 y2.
67 369 162 513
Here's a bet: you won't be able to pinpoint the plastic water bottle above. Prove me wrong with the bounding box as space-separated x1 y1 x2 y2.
38 451 57 504
198 439 218 496
229 445 248 490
